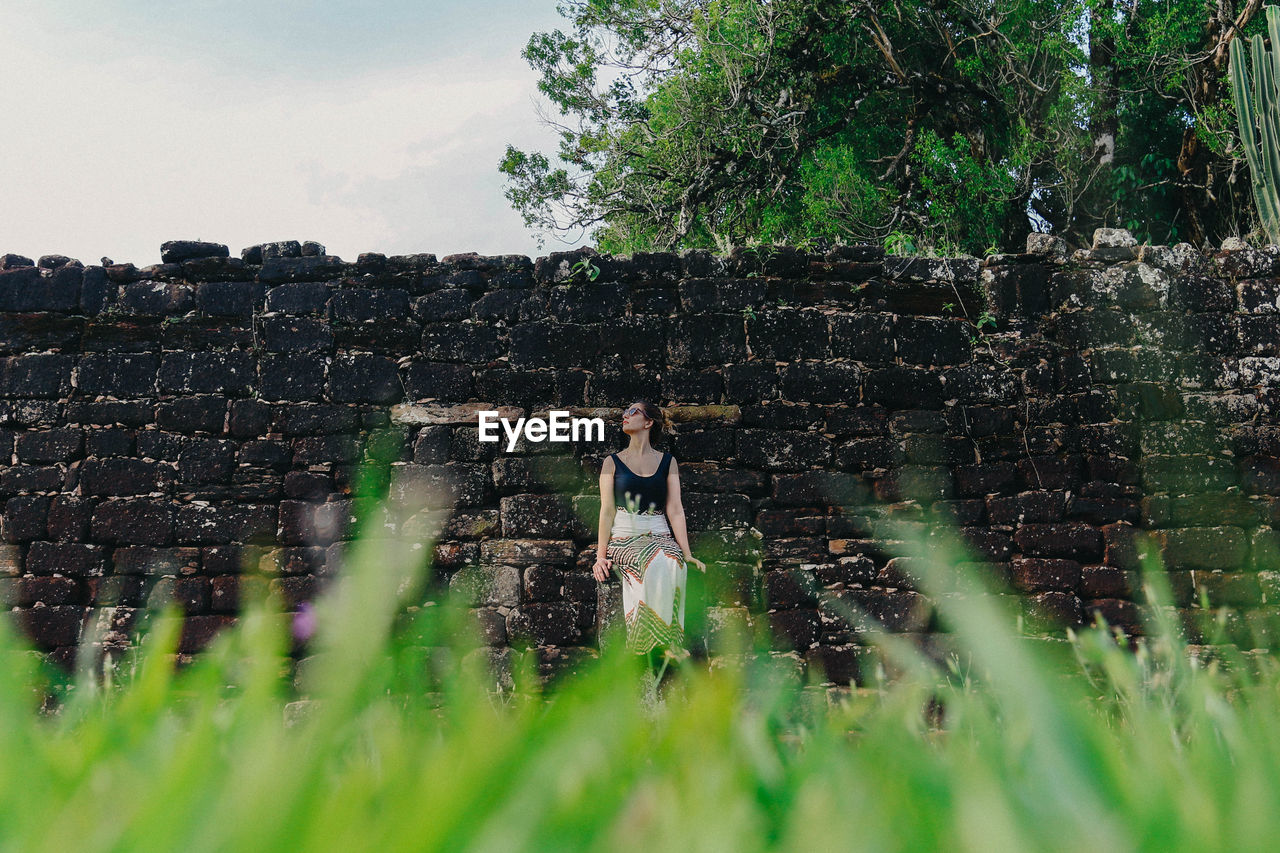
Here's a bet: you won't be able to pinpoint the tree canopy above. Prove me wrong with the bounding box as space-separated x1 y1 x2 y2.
501 0 1266 255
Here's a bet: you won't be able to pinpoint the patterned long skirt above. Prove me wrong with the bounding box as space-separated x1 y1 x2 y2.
607 508 688 655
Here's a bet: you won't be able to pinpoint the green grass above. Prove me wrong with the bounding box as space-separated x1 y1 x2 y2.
4 445 1280 852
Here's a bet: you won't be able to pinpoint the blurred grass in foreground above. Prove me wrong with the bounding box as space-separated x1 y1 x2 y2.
2 438 1279 852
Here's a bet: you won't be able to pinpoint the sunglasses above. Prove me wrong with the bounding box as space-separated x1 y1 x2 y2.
623 405 646 418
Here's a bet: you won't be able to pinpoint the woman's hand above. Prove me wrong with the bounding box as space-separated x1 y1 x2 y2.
685 555 706 573
592 555 613 582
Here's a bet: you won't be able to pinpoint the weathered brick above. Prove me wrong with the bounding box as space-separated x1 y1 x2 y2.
1010 557 1081 592
327 354 402 404
0 354 74 398
77 353 159 397
1014 523 1105 561
158 352 254 395
26 542 106 576
1154 526 1249 571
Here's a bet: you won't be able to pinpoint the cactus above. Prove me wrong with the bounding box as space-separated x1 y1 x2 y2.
1230 6 1280 244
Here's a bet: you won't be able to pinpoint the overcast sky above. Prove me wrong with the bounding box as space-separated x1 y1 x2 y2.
1 0 584 267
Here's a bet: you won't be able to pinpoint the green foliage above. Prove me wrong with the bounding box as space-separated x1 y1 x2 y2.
1229 6 1280 245
4 431 1280 849
503 0 1094 256
506 0 1270 254
570 257 601 282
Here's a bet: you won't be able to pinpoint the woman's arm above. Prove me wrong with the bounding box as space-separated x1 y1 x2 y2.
594 457 617 581
665 459 703 571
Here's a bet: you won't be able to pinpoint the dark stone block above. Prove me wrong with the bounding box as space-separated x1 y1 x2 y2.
27 542 107 576
175 504 277 545
472 289 526 322
156 396 227 434
329 288 411 323
159 317 254 349
523 565 564 602
196 280 258 316
0 313 86 353
721 363 778 402
273 403 360 435
261 316 334 353
47 496 92 542
773 470 871 505
1022 591 1083 631
0 254 34 269
668 315 747 366
414 288 473 322
1010 557 1080 592
265 282 332 314
79 458 173 496
237 439 292 470
0 354 74 397
1052 309 1134 348
328 354 402 403
1141 455 1237 494
823 588 932 634
767 609 820 650
178 438 236 484
13 606 88 649
120 281 196 315
258 255 348 283
16 429 83 464
258 354 327 402
509 320 604 368
953 462 1018 497
1017 455 1084 491
1014 523 1104 561
160 240 229 263
158 352 255 396
125 433 183 466
0 265 81 311
736 429 833 471
893 317 972 365
65 401 152 428
292 434 360 466
987 491 1068 525
1239 316 1280 356
284 471 332 500
780 362 860 404
77 353 159 397
506 603 582 647
19 576 84 606
863 367 944 409
229 399 271 438
278 499 357 546
176 614 237 654
4 495 50 542
1154 526 1249 571
500 494 578 538
942 365 1019 404
747 306 824 358
91 499 174 545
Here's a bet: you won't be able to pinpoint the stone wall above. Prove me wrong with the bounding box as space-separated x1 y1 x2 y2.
0 231 1278 685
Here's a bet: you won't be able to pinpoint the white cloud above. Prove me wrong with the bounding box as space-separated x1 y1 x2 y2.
0 7 579 266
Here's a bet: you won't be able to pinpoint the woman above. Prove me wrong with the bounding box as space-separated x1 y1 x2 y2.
592 400 706 692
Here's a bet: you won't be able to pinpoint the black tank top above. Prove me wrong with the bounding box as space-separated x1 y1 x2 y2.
611 451 672 514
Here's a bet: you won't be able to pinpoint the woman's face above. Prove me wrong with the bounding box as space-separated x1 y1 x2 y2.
622 402 650 434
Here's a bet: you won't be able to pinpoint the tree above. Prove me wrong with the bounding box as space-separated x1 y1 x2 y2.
502 0 1265 255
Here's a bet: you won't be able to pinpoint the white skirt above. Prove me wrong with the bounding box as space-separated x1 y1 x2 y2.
607 508 688 655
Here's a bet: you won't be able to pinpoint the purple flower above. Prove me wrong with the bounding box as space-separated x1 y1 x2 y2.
292 601 317 643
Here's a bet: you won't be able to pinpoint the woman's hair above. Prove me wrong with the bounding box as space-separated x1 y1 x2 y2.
632 399 673 447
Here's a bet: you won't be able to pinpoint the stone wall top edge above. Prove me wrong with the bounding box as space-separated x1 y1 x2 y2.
2 230 1277 287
